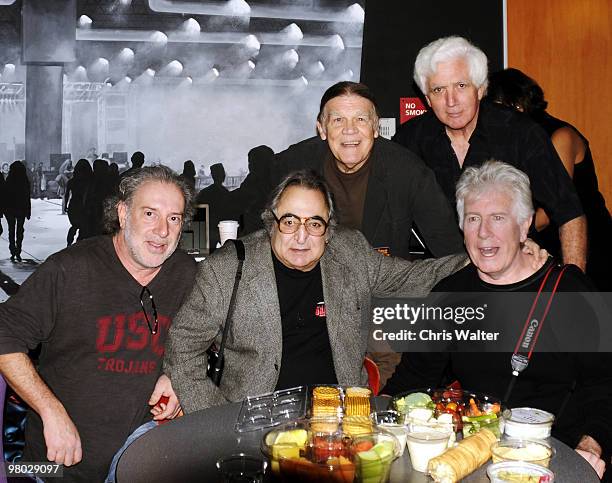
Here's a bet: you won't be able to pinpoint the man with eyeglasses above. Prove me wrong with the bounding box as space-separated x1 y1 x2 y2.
0 166 197 482
262 81 465 386
164 170 469 412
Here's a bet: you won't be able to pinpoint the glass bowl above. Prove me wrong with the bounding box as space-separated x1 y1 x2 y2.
261 418 401 482
491 438 555 467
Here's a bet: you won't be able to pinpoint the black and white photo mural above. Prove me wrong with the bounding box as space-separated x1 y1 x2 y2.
0 0 365 177
0 0 366 299
0 0 505 300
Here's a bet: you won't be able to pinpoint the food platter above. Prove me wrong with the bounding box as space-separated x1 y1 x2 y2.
391 387 505 439
261 418 401 482
249 386 560 482
258 385 402 482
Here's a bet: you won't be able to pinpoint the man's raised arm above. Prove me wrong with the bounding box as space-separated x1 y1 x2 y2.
559 215 587 271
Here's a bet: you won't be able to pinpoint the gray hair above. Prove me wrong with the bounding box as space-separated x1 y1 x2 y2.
414 36 489 95
455 160 534 227
103 165 194 234
261 170 337 237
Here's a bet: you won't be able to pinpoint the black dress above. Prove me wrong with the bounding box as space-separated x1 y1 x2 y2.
533 112 612 290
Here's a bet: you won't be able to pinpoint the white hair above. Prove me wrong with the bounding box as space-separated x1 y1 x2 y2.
456 160 534 227
414 36 489 94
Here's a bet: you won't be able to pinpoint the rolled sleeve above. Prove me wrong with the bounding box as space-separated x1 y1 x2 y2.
0 258 64 355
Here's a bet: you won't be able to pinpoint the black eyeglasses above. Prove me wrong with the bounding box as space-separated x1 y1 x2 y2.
140 286 159 335
272 213 328 237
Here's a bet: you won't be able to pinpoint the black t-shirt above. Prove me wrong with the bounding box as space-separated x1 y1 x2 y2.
0 236 197 482
272 252 337 390
393 102 583 229
383 259 612 463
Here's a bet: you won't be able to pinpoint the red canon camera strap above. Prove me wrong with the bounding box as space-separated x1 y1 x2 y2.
504 262 568 402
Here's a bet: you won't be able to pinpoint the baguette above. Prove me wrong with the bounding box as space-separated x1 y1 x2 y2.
427 428 497 482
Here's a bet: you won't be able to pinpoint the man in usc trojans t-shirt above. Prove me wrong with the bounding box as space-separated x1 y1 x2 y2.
0 166 196 482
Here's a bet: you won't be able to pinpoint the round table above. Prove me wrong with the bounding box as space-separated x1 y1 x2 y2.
116 400 599 482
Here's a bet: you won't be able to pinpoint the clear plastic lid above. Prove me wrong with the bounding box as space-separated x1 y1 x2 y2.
491 438 555 467
487 461 554 482
234 386 308 433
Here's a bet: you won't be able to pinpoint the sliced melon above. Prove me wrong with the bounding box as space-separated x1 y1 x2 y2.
272 443 301 460
372 441 395 461
403 392 432 408
357 449 383 480
274 428 308 446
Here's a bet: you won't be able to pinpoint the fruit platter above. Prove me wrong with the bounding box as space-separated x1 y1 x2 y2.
391 387 504 439
261 418 401 482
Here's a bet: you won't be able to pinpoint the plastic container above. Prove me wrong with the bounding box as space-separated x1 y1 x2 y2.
309 385 373 419
370 410 407 456
262 419 401 483
504 407 554 440
491 439 555 468
216 453 267 482
391 387 504 439
405 427 452 473
487 461 554 482
235 386 308 432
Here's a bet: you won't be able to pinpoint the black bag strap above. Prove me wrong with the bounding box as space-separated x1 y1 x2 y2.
209 239 245 384
503 262 568 403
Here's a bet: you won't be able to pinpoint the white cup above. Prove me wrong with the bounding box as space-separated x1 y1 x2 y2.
218 220 239 245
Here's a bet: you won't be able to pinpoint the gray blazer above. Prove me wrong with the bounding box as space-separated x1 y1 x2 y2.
164 227 466 413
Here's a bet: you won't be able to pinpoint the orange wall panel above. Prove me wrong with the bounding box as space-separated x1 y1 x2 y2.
507 0 612 206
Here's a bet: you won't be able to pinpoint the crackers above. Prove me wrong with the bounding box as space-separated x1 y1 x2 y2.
311 385 371 420
344 387 371 417
312 386 342 417
343 415 373 436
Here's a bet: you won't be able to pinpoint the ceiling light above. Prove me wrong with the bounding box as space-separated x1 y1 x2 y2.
78 15 92 28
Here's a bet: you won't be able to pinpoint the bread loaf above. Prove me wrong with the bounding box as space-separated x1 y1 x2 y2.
427 428 497 482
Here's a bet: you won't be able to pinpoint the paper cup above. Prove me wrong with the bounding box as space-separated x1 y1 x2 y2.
218 220 239 245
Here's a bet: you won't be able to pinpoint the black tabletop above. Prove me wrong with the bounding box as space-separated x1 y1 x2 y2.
116 400 599 483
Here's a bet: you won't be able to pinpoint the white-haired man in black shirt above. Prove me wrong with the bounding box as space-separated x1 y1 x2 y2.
394 36 587 271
